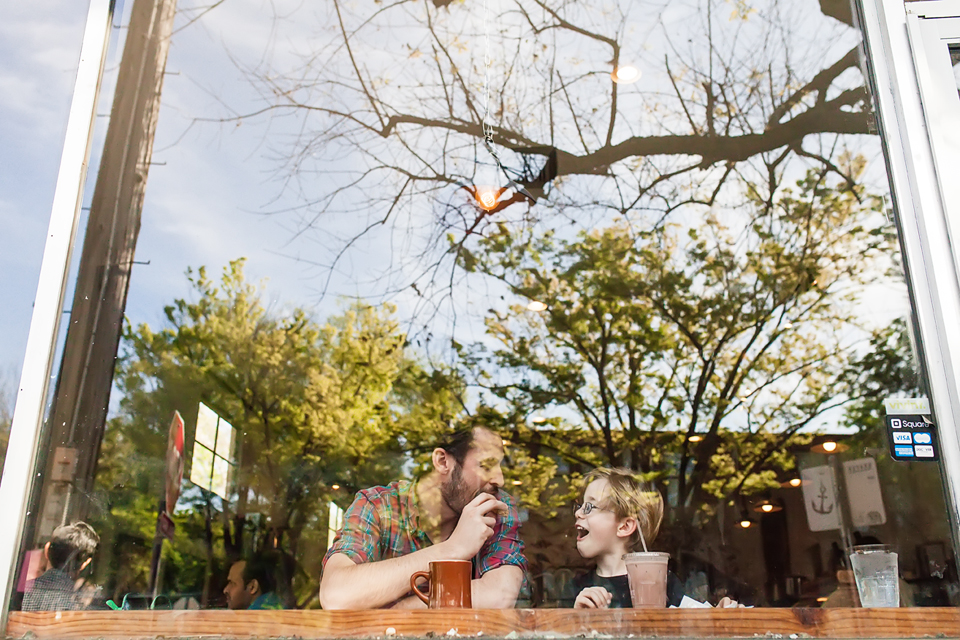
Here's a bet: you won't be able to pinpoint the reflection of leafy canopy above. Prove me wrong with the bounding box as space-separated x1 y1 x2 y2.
94 260 463 601
458 166 893 524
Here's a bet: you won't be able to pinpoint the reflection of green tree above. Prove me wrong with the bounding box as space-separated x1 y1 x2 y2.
92 260 462 605
842 318 922 433
458 166 894 555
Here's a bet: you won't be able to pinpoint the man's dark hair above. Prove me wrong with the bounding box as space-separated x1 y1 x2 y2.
242 552 279 594
434 426 493 466
47 522 99 570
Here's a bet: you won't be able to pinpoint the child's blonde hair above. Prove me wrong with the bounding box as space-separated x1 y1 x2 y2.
582 467 664 552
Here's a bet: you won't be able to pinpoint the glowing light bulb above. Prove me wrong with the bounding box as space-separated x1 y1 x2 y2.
531 415 547 424
739 519 752 529
789 478 802 487
611 65 641 84
331 484 340 490
689 435 703 442
822 441 838 453
761 503 774 513
477 187 498 210
512 480 522 486
527 300 547 312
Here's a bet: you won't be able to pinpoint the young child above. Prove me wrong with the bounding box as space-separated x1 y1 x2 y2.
571 467 683 608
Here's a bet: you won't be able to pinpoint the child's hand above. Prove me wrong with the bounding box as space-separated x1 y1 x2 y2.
574 586 613 609
715 596 746 608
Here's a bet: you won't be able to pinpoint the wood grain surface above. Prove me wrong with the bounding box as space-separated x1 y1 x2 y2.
7 607 960 639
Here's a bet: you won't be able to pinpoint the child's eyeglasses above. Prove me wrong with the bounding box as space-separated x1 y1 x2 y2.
574 502 608 516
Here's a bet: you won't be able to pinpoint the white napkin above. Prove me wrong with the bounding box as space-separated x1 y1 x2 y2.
671 595 711 608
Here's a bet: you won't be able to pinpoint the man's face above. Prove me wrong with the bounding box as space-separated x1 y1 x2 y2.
223 561 255 610
441 429 505 514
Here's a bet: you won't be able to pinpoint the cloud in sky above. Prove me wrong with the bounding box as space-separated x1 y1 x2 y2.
0 2 90 380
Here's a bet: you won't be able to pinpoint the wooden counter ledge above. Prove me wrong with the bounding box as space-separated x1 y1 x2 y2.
8 607 960 640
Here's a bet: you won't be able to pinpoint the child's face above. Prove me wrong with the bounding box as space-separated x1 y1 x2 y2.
575 479 626 559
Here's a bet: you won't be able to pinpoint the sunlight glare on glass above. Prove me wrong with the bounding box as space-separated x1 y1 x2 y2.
611 65 641 84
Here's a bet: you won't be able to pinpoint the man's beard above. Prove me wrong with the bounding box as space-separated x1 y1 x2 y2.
440 463 498 515
441 463 472 515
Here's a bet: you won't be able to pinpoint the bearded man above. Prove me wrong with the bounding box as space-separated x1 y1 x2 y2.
319 427 526 609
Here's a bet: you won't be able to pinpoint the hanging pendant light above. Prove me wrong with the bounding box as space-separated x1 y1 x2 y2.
753 499 783 514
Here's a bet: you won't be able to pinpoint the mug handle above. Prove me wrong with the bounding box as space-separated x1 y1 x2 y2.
410 571 431 606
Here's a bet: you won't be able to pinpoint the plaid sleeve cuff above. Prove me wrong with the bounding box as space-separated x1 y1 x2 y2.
477 491 527 576
322 491 380 569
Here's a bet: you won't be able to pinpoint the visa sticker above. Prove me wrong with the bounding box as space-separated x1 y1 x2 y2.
894 445 915 457
892 432 912 444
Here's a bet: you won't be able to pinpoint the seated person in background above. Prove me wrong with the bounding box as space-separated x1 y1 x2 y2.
320 426 525 609
224 553 286 610
22 522 100 611
571 467 745 609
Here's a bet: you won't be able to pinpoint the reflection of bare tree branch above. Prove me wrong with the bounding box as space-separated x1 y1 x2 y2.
768 46 860 127
173 0 226 36
203 0 875 324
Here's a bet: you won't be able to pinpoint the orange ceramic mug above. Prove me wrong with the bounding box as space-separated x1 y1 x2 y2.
410 560 473 608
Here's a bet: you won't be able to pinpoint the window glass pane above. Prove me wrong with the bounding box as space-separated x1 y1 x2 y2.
0 3 92 487
11 0 960 622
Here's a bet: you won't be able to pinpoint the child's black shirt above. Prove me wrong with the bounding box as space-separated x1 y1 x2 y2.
572 568 685 608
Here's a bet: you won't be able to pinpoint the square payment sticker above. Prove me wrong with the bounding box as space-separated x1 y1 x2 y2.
887 414 938 461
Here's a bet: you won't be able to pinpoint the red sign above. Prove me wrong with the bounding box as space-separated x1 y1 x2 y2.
156 511 176 541
164 411 185 519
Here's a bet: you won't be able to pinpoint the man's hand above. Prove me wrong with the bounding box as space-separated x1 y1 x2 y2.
443 493 506 560
574 586 613 609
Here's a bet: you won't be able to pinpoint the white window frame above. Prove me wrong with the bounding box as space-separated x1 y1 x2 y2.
7 0 960 626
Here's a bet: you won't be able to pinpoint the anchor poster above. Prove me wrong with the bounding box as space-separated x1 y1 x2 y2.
801 465 841 531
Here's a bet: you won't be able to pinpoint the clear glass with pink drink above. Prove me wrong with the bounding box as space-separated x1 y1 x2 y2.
623 552 670 608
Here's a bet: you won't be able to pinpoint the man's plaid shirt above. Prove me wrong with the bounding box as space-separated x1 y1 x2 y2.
323 480 526 579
